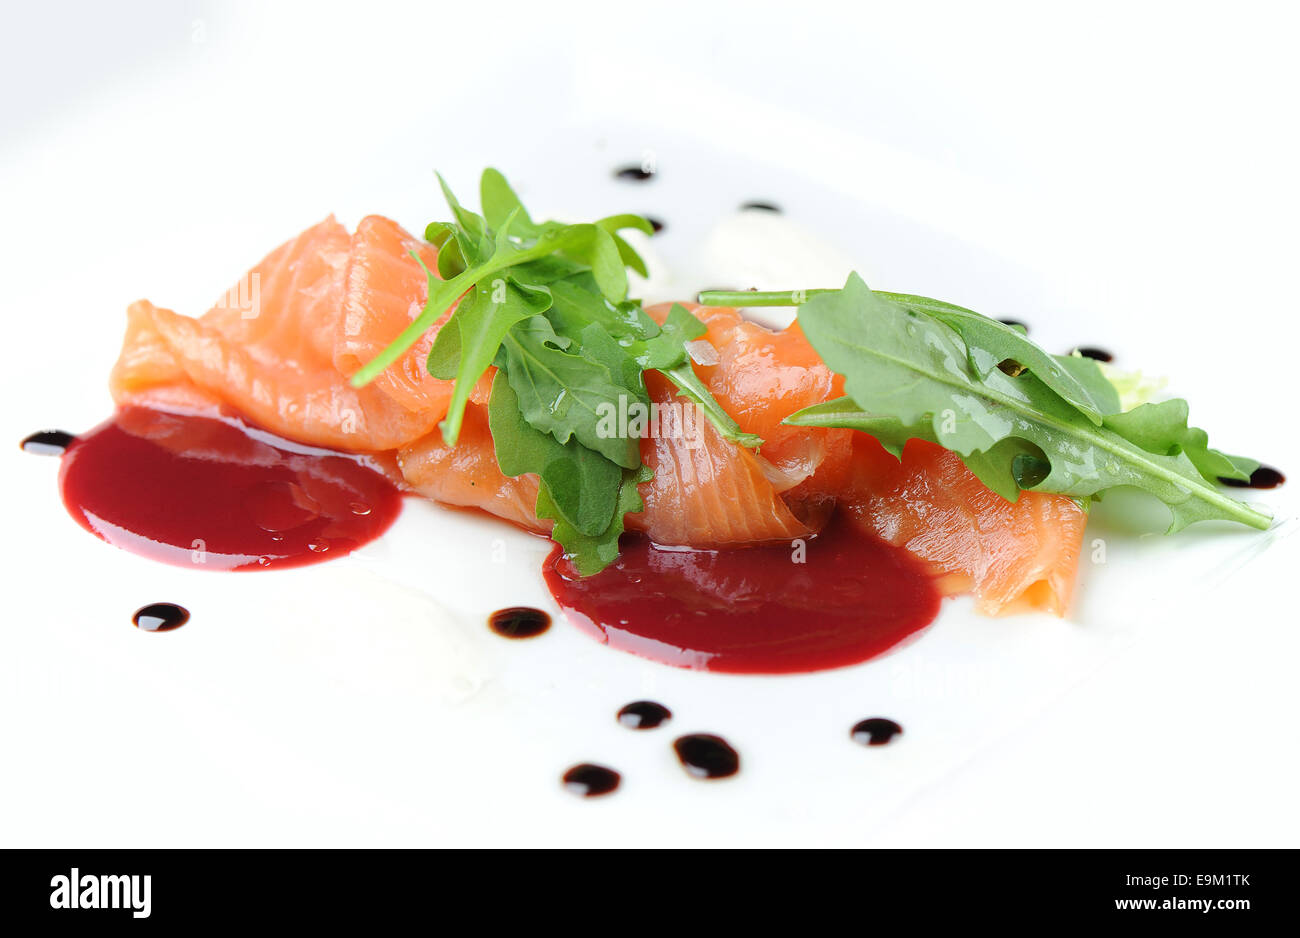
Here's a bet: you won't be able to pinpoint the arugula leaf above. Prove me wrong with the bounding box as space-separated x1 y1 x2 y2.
783 398 1045 501
539 464 652 576
1102 398 1258 484
788 274 1269 531
352 206 607 390
1054 351 1123 416
429 270 552 445
696 287 1115 425
587 226 630 302
659 363 762 449
577 322 647 396
535 291 760 448
545 277 656 344
633 302 708 371
499 315 641 469
596 214 654 279
436 172 490 257
879 292 1117 424
487 374 621 538
479 168 541 238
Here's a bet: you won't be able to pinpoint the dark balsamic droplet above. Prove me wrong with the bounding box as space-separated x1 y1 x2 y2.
614 165 654 182
740 200 782 213
851 718 903 746
132 603 190 632
617 700 672 730
645 216 665 234
562 763 620 797
673 733 740 779
1071 346 1114 363
998 318 1029 332
21 430 76 455
1219 465 1286 490
488 606 551 639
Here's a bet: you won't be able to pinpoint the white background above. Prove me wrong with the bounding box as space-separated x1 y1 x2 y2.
1 1 1298 846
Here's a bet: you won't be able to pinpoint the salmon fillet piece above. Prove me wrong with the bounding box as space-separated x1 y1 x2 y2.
111 217 445 451
645 302 855 497
842 436 1087 615
335 215 457 419
627 371 818 546
398 401 547 533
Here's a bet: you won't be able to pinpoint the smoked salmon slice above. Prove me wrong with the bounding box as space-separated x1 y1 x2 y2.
335 215 456 419
841 436 1087 615
398 400 547 533
628 371 818 546
646 302 855 496
107 214 1087 616
111 217 445 451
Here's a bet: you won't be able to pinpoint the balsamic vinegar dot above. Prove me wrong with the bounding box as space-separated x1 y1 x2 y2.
488 606 551 639
614 165 654 182
617 700 672 730
1219 465 1286 490
21 430 76 455
850 718 903 746
673 733 740 779
132 603 190 632
645 216 665 234
562 763 621 797
1071 346 1114 363
740 200 782 213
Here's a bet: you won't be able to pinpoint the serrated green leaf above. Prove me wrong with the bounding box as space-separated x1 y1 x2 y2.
479 167 541 238
783 397 1045 502
539 463 652 576
434 273 552 445
1102 398 1258 484
881 291 1114 424
500 316 641 468
1054 351 1123 416
577 322 646 395
436 172 489 255
795 274 1269 531
660 362 763 449
634 302 708 371
596 214 654 280
487 374 621 538
587 226 628 302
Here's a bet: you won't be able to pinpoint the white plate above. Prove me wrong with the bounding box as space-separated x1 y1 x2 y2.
2 3 1298 847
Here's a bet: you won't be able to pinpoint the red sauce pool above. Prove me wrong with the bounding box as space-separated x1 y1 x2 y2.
58 407 402 571
543 517 941 674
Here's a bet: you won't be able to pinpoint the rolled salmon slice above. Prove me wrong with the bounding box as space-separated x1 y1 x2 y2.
645 302 855 495
335 215 457 420
110 217 445 451
841 436 1087 615
398 400 547 534
627 372 818 546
